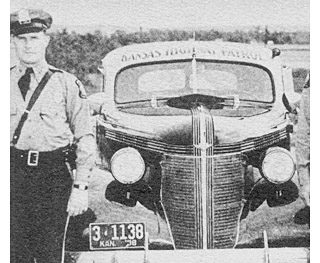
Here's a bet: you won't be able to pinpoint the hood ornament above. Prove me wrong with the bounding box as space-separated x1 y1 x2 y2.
191 47 198 94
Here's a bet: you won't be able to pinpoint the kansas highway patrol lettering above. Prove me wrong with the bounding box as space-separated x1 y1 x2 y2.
121 46 262 63
122 50 161 62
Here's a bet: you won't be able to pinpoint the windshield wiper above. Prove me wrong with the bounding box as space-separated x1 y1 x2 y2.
216 99 273 109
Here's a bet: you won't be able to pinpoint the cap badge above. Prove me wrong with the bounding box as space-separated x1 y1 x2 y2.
18 9 31 25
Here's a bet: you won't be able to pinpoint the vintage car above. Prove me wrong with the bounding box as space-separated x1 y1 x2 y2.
66 41 302 261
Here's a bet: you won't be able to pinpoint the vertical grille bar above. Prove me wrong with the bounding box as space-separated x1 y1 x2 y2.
191 106 214 249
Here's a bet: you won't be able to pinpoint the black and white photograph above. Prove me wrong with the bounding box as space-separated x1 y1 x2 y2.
9 1 310 262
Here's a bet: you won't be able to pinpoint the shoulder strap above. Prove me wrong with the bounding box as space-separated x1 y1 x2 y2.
11 70 54 146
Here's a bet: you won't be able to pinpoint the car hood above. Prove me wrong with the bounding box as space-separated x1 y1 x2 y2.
99 103 287 146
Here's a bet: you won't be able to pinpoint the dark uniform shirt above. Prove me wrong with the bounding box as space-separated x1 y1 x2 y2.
10 62 95 182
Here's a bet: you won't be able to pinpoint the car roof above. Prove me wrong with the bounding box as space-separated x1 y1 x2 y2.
101 41 279 73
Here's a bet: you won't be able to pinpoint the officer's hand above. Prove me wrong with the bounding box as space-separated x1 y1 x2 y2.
67 187 89 217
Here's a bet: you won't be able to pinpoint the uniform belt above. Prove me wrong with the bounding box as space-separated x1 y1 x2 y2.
10 145 71 167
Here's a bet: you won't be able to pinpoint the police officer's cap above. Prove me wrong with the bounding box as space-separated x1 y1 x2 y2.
10 9 52 36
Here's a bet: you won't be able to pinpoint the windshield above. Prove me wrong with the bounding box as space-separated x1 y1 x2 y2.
115 60 274 104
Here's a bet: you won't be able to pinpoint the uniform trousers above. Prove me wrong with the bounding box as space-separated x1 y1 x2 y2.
10 149 72 263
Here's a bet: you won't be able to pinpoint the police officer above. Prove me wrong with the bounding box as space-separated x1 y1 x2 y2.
294 73 310 225
10 9 95 263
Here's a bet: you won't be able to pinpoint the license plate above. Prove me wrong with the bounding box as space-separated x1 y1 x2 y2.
89 222 146 250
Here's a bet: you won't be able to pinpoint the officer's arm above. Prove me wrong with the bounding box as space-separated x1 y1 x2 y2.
65 75 96 185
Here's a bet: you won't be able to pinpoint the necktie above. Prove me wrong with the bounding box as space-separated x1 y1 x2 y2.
18 68 33 100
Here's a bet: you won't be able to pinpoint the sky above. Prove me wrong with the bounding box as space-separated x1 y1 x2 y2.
10 0 310 31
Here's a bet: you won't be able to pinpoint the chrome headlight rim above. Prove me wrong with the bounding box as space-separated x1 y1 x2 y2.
260 147 295 184
110 147 145 185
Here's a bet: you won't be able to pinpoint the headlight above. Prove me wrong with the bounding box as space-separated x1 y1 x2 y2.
110 147 145 184
260 147 295 184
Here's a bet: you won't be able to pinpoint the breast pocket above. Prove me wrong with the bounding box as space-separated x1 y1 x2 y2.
40 100 67 123
39 89 67 124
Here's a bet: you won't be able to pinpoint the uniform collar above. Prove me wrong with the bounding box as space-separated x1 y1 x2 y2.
17 61 49 83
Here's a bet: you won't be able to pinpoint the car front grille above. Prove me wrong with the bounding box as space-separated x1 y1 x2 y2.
160 105 244 249
161 153 243 249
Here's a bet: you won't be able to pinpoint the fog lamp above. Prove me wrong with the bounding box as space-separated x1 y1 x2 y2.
110 147 145 184
260 147 295 184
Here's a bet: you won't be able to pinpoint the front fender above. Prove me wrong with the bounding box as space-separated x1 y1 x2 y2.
241 177 299 220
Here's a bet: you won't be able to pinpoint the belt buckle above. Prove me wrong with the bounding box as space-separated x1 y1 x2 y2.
27 151 39 166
